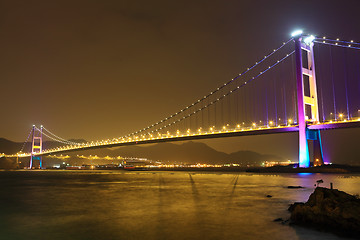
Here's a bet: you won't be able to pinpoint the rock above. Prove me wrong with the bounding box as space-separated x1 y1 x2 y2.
266 195 272 198
287 186 303 189
273 218 290 225
273 218 283 222
289 187 360 237
288 202 304 212
281 219 289 225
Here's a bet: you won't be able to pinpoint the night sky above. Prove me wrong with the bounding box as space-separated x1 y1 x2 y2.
1 0 359 161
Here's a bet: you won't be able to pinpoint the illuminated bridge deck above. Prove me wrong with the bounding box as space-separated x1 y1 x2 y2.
10 119 359 158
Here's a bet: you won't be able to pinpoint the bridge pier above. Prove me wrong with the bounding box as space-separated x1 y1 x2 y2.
306 128 324 166
30 155 43 169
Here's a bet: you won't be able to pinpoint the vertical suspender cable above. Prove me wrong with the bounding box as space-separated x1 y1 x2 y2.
281 60 287 124
201 97 204 130
342 49 350 119
315 44 325 122
291 56 298 123
274 64 278 125
358 51 360 118
228 87 231 126
208 97 210 129
329 47 337 120
215 94 217 128
252 83 255 124
246 84 248 126
221 88 224 127
236 86 239 125
265 78 269 126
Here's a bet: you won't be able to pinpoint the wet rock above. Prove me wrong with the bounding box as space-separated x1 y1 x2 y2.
273 218 290 225
266 195 272 198
288 202 304 212
281 219 289 225
289 187 360 237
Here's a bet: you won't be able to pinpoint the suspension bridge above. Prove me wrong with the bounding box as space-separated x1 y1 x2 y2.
4 31 360 168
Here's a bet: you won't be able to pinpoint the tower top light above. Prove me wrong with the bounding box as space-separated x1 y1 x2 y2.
291 29 303 37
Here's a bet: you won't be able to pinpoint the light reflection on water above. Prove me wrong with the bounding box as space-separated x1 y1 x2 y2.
0 170 359 240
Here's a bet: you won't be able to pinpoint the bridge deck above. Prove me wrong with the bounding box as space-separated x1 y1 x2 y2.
9 119 360 158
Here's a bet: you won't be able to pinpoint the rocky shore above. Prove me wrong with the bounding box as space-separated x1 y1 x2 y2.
288 187 360 238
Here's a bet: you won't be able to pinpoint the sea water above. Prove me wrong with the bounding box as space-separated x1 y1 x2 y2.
0 170 359 240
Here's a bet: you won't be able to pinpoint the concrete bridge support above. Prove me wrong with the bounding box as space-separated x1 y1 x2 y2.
294 33 324 167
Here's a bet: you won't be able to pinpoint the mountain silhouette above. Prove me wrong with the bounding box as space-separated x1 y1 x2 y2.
0 138 284 166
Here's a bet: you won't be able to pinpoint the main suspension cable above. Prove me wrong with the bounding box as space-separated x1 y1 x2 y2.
314 40 360 50
19 128 33 152
137 51 296 135
124 38 294 138
39 127 82 145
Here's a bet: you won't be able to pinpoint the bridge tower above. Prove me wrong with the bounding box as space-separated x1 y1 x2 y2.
294 33 324 168
30 125 43 169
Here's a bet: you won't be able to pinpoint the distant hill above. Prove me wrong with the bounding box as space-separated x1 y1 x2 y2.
0 138 23 154
49 141 284 165
228 150 284 165
0 138 284 166
105 141 230 164
0 138 87 155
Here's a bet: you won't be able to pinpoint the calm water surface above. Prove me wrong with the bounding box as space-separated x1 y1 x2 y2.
0 170 359 240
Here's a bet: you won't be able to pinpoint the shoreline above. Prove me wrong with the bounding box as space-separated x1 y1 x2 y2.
2 164 360 173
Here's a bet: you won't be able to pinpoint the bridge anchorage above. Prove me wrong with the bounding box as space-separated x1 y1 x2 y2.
8 31 360 168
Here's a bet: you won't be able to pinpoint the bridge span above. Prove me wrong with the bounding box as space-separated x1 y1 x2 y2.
6 31 360 168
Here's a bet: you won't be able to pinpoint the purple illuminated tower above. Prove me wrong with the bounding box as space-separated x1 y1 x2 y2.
30 125 43 169
293 32 324 167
